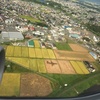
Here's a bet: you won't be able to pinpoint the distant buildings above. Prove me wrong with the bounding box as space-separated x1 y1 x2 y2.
1 31 24 41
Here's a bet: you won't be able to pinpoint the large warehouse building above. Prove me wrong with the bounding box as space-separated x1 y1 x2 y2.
1 31 24 41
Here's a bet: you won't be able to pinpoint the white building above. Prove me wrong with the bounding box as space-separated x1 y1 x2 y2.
1 31 24 41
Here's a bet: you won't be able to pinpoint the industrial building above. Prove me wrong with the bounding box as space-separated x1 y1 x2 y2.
1 31 24 41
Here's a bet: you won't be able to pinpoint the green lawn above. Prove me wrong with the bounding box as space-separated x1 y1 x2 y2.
19 15 42 23
55 42 72 51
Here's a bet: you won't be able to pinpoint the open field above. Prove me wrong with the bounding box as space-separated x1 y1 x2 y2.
0 73 20 96
6 46 14 56
37 59 46 73
54 50 95 61
19 15 42 23
55 42 72 51
70 61 84 74
35 48 43 58
29 59 38 72
42 49 49 58
45 60 61 74
76 61 89 74
20 73 52 97
34 40 40 48
58 60 76 74
13 46 22 57
21 47 29 57
47 49 56 59
7 57 30 69
69 44 88 52
29 48 36 58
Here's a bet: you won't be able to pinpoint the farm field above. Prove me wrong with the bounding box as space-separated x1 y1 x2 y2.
20 73 52 97
55 42 72 51
54 50 95 61
13 46 22 57
0 73 20 96
7 57 30 69
37 59 46 73
70 61 84 74
21 47 29 57
29 59 38 72
34 40 40 48
47 49 56 59
76 61 89 74
45 60 61 74
58 60 76 74
29 48 36 58
6 46 14 57
35 48 43 58
42 48 49 58
69 44 88 52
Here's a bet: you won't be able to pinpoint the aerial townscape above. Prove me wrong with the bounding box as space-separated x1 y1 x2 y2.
0 0 100 97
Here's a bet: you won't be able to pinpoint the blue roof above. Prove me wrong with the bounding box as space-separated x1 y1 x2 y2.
89 52 98 59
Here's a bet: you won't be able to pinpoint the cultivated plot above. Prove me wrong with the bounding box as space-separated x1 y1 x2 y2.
7 57 30 69
37 59 46 73
20 73 52 97
42 48 49 58
70 61 84 74
34 40 40 48
0 73 20 96
21 47 29 57
58 60 76 74
45 60 61 74
69 44 88 52
76 61 89 74
29 48 36 58
35 48 43 58
6 46 14 56
13 46 22 57
47 49 56 59
54 50 95 61
29 59 38 72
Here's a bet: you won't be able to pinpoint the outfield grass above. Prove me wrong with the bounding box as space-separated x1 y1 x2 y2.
19 15 42 23
55 42 72 51
0 73 20 96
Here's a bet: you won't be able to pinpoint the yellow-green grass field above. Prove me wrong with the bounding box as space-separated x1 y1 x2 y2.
0 73 20 96
6 46 14 56
37 59 46 73
35 48 43 58
29 48 36 58
47 49 56 59
21 47 29 57
76 61 89 74
7 57 30 69
34 40 40 48
70 61 84 74
29 59 38 72
42 48 49 58
19 15 42 23
13 46 21 57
